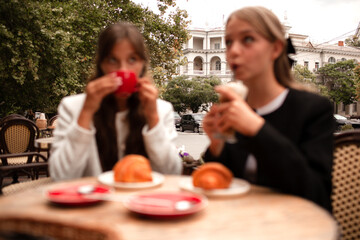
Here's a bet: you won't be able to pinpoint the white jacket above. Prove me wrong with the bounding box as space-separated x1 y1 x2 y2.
49 94 182 181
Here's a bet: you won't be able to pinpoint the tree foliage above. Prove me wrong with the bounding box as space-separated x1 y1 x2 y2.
318 60 358 105
162 76 221 113
292 64 329 95
345 35 360 47
293 64 316 83
354 65 360 99
0 0 189 117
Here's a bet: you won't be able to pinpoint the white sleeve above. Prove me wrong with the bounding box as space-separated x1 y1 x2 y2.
49 95 102 181
142 100 182 175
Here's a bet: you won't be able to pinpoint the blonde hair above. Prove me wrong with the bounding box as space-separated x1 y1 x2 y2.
227 6 295 88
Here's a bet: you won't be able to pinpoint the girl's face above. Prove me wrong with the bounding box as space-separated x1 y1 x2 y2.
101 39 145 78
225 17 279 84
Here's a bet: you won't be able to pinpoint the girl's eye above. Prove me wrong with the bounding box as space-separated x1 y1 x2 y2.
244 36 254 44
108 57 117 64
128 55 140 64
225 39 232 48
129 57 137 63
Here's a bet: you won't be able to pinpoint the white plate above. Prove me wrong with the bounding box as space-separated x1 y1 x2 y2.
98 171 164 189
178 176 250 197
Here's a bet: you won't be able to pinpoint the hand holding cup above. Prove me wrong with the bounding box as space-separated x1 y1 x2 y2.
114 70 138 95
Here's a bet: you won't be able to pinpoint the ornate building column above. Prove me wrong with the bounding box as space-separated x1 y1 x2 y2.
188 36 193 49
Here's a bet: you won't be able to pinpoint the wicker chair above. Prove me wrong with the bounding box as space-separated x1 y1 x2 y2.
0 118 48 194
48 115 58 128
0 114 25 127
332 130 360 240
41 114 58 138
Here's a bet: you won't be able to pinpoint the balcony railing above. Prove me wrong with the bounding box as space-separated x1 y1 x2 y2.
209 70 221 75
193 70 204 75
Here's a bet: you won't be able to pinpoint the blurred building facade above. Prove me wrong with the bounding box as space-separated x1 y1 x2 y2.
179 27 231 82
178 21 360 116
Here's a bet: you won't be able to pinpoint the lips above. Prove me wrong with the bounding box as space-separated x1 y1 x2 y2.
230 63 247 80
231 64 238 72
231 63 244 73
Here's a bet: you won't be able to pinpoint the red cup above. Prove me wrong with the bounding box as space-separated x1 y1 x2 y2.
114 71 138 95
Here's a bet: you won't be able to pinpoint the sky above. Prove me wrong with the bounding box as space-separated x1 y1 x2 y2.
132 0 360 44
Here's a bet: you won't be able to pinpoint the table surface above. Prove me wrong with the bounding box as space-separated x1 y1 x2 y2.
0 175 338 240
35 137 54 144
34 137 54 148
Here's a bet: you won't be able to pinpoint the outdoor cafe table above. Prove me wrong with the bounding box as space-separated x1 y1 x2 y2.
34 137 54 158
0 175 338 240
34 137 54 149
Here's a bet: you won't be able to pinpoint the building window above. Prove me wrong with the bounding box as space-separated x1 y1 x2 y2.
214 43 220 49
342 104 346 112
304 61 309 69
328 57 336 63
216 60 221 70
341 58 346 61
193 56 203 71
354 103 357 112
315 62 319 71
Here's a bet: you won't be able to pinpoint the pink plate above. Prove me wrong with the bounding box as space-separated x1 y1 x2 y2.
46 184 110 206
123 192 208 218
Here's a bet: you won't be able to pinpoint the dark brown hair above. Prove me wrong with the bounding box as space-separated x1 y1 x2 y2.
90 22 149 171
227 6 295 88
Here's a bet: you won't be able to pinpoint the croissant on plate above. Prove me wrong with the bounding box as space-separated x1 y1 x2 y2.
113 154 153 183
192 162 233 190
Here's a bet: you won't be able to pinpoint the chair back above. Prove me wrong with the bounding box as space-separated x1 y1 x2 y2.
0 114 25 127
48 115 58 128
0 118 39 164
332 130 360 240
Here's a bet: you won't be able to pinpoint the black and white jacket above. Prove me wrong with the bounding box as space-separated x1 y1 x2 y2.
204 88 335 212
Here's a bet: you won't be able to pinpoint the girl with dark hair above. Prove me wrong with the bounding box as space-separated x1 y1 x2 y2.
49 22 182 180
202 7 335 212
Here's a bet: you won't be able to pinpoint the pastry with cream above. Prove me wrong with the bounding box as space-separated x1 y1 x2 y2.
219 80 248 102
216 81 248 143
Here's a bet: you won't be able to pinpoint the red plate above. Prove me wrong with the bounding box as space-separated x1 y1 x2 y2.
123 192 208 218
46 184 110 206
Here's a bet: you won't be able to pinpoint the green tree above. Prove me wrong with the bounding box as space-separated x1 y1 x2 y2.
162 76 190 113
354 65 360 99
0 0 189 117
293 64 316 84
318 60 357 105
163 76 221 113
292 64 318 90
292 64 330 96
0 0 94 116
345 35 360 47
